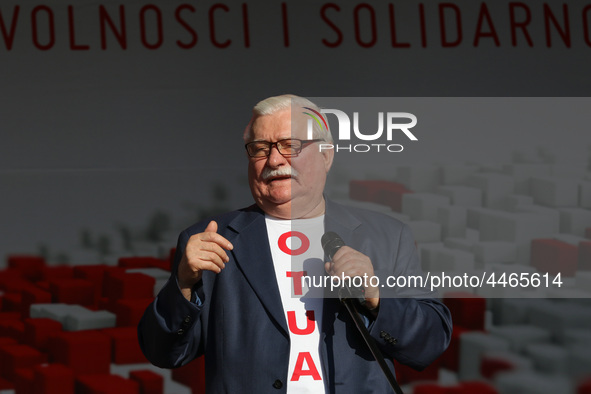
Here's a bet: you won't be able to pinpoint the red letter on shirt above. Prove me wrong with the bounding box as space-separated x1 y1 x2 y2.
286 271 307 296
287 310 316 335
291 352 322 381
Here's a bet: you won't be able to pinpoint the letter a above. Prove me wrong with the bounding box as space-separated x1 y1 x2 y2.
290 352 322 381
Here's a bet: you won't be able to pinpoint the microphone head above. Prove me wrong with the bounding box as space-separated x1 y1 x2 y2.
321 232 345 260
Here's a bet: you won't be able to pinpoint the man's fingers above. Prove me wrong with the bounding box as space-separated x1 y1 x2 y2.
197 253 226 273
332 246 361 261
196 240 230 263
204 220 218 233
331 265 366 279
196 250 227 270
202 221 233 250
198 229 233 251
179 222 235 290
328 246 374 282
186 259 224 275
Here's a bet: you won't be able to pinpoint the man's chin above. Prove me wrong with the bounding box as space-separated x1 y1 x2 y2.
265 181 292 197
266 194 292 206
258 198 292 219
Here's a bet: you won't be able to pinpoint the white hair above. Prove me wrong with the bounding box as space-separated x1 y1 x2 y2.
243 94 333 143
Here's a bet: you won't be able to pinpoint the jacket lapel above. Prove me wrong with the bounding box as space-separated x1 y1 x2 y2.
225 205 289 337
325 199 362 247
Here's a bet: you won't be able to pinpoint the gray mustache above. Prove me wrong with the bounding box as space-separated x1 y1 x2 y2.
262 167 299 180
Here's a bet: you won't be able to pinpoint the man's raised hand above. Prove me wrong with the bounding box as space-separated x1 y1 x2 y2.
178 221 233 301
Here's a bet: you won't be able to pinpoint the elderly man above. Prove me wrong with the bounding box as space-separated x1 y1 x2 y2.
138 94 452 393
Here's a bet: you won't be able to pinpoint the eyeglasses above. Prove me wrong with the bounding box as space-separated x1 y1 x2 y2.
245 138 323 158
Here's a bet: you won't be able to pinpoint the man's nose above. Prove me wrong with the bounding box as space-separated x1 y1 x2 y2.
267 145 287 166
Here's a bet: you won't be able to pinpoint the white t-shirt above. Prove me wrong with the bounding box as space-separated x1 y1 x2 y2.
266 214 326 393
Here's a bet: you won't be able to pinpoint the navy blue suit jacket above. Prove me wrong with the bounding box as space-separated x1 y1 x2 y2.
138 200 452 393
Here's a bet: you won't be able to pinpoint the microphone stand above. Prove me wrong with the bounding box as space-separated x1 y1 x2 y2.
339 287 404 394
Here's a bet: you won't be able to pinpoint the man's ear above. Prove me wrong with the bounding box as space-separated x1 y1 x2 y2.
322 146 334 173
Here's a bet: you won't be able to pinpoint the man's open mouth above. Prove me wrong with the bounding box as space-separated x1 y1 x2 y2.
268 175 292 182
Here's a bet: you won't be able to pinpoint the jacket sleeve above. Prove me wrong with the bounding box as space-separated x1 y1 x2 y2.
368 223 453 370
137 230 205 368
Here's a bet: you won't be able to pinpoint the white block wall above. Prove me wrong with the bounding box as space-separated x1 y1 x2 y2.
530 176 579 207
419 246 475 274
562 328 591 346
436 185 482 207
559 208 591 237
494 371 573 394
477 210 558 264
440 164 479 186
459 332 510 380
567 345 591 378
528 301 591 342
502 194 534 211
407 221 441 243
525 343 569 374
469 173 515 209
128 267 171 297
489 325 551 352
29 303 116 331
472 241 517 264
64 310 116 331
397 165 441 192
502 163 551 195
491 299 547 326
437 206 467 239
552 233 588 246
444 238 475 253
580 181 591 209
401 193 450 221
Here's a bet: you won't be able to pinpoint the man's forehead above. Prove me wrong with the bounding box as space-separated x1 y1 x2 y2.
251 109 308 139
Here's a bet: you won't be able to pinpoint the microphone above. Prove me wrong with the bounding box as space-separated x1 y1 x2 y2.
321 232 365 304
322 234 403 393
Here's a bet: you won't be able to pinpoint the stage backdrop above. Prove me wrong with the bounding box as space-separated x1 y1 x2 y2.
2 0 590 259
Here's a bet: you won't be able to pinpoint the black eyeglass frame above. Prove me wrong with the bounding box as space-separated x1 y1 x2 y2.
244 138 323 158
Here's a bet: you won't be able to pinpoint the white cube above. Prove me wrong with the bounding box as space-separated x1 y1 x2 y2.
436 186 483 207
489 325 551 353
401 193 450 221
440 164 479 185
494 371 572 394
469 174 515 209
444 238 475 253
437 206 467 239
407 221 441 244
472 241 517 264
531 176 579 207
503 163 551 195
525 343 568 374
559 208 591 237
579 181 591 209
459 332 510 380
397 166 441 192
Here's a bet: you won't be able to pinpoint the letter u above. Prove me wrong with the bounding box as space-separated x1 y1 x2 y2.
287 310 316 335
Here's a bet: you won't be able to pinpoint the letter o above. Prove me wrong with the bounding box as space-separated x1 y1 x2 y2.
397 276 406 287
32 6 56 50
278 231 310 256
370 276 380 287
387 144 404 152
353 144 370 152
352 276 363 287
